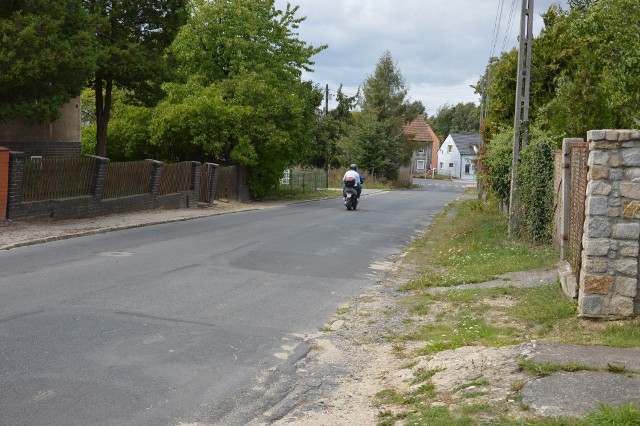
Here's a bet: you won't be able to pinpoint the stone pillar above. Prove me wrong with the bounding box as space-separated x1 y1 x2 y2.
578 130 640 318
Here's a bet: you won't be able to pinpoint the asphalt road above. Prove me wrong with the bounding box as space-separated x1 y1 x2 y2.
0 183 466 426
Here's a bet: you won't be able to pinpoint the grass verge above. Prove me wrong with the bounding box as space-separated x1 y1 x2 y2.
375 197 640 425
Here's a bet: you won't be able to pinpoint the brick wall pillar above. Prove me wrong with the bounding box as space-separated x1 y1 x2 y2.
88 156 110 200
148 160 164 196
578 130 640 318
205 163 219 203
189 161 201 208
0 147 9 220
6 151 26 219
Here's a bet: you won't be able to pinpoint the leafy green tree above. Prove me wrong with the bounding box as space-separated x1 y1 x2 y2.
429 102 480 140
170 0 325 85
341 50 424 181
149 0 325 198
514 129 556 243
84 0 188 157
477 50 518 129
480 0 640 138
567 0 600 11
0 0 97 122
304 84 359 169
481 128 513 207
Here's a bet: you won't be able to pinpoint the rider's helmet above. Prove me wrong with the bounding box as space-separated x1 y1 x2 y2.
349 163 358 171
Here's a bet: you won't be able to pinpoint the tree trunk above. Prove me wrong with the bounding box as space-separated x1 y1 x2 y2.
94 72 113 158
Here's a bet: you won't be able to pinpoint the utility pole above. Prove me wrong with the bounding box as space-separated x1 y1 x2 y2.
478 74 488 200
324 84 330 187
508 0 534 239
325 84 329 116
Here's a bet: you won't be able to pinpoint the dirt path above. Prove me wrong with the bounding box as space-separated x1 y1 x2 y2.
266 262 557 425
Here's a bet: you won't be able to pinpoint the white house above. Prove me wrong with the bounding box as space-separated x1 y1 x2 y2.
437 133 480 180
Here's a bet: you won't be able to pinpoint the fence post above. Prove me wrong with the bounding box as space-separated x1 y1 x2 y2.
561 139 582 261
6 151 25 219
189 161 201 208
0 147 8 220
148 160 164 196
88 155 110 200
204 163 219 204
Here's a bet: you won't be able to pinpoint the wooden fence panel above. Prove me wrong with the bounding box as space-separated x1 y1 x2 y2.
103 160 154 199
21 156 95 201
158 162 192 196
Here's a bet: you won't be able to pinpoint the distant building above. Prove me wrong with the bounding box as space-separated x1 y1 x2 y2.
0 97 81 157
403 115 440 177
438 133 480 179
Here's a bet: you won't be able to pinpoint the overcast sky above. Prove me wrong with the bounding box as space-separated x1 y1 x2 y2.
274 0 568 115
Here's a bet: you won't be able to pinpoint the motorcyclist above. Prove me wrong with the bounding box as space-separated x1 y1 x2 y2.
343 163 364 201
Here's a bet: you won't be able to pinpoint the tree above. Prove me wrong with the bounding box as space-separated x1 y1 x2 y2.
84 0 188 157
304 84 359 169
170 0 326 85
149 0 326 197
429 102 480 140
341 50 424 181
0 0 97 122
479 0 640 138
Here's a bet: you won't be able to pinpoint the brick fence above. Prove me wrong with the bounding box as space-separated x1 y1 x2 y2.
5 152 223 221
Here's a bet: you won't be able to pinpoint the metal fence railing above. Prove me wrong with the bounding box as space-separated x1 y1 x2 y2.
158 161 192 196
277 168 327 194
103 160 154 199
21 156 95 202
568 143 589 278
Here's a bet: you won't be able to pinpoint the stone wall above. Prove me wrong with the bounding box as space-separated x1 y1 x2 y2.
579 130 640 318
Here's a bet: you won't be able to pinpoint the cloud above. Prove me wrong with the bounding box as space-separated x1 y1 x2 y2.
277 0 567 114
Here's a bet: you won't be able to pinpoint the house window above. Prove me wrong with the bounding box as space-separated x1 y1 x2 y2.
439 162 443 170
465 164 470 175
417 148 425 155
447 145 452 153
416 160 425 170
449 163 454 168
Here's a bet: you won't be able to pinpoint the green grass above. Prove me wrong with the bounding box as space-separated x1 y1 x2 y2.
336 306 352 315
401 199 556 290
372 196 640 425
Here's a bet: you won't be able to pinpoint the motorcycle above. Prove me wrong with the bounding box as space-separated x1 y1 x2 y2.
343 177 359 211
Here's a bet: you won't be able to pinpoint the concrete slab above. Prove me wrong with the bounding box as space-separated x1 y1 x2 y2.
523 371 640 417
520 340 640 417
520 340 640 372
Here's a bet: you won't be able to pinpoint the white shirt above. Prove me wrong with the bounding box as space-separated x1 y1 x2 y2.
343 170 361 186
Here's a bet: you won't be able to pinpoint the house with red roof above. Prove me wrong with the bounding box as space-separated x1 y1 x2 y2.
403 115 440 177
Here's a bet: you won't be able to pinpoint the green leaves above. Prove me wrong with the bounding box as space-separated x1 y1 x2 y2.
0 0 97 121
171 0 326 86
340 50 423 182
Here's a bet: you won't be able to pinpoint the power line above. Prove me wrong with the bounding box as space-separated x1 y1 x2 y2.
488 0 507 59
500 0 519 52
